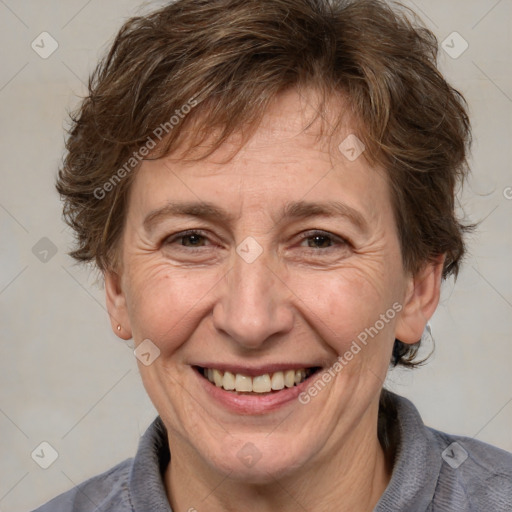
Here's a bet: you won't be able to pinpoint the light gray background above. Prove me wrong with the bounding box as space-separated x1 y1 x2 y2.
0 1 511 511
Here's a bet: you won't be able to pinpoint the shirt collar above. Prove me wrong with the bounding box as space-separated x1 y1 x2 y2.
130 415 172 511
375 390 442 511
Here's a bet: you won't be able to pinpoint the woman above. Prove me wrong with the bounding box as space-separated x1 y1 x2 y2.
33 0 512 510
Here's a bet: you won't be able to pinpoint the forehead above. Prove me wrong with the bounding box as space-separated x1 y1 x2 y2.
129 88 392 228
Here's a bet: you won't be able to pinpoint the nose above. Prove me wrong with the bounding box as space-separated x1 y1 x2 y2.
212 250 294 350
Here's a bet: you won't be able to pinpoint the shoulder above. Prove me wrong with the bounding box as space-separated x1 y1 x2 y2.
31 458 134 512
31 416 171 512
378 391 512 512
427 427 512 511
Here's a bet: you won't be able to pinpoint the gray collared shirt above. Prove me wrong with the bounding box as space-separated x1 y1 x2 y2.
32 391 512 511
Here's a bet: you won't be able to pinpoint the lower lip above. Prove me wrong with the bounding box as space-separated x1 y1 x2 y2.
194 368 318 415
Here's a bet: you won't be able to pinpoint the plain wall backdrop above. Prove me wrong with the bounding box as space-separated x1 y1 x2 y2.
0 0 511 510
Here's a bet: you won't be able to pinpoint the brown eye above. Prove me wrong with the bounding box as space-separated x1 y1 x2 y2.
299 230 347 251
306 234 333 249
181 233 206 247
164 230 211 251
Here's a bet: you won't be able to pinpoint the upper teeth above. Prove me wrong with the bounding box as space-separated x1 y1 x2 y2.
204 368 311 393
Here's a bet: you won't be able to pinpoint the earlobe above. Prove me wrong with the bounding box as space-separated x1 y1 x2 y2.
394 255 444 345
105 270 132 340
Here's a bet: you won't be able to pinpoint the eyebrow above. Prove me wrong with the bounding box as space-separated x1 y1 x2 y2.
143 200 368 234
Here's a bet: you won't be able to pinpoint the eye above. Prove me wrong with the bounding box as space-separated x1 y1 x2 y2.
298 230 349 251
163 230 211 250
161 229 350 259
180 232 207 247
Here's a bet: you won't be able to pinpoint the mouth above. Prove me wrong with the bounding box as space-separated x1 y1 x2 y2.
194 366 322 395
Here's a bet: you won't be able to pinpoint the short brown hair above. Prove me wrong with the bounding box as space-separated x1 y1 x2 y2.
57 0 472 367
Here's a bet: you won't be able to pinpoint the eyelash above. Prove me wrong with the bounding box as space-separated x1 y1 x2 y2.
163 229 349 252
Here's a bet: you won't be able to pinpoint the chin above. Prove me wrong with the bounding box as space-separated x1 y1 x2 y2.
204 438 314 484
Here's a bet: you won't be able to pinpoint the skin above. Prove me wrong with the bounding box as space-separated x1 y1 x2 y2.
106 89 443 512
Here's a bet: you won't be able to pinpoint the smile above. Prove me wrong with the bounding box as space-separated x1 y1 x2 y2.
196 366 321 394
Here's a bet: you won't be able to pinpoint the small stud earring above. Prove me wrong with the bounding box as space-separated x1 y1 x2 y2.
117 325 121 331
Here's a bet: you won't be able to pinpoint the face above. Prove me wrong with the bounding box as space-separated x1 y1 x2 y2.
106 89 440 484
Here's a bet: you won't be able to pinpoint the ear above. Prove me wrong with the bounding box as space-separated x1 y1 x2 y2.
105 270 132 340
395 255 444 344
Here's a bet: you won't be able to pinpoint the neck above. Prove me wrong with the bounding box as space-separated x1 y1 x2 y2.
165 398 392 512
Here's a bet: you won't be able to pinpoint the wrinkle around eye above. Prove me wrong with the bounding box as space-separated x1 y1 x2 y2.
154 226 364 268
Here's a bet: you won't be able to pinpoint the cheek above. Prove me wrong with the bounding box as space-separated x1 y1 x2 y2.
123 259 220 349
287 265 401 355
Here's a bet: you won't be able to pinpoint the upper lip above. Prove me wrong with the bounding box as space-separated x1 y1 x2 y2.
193 363 322 377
